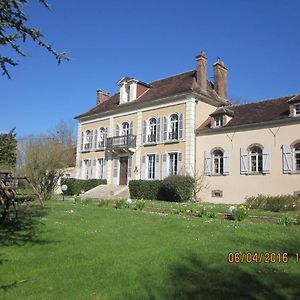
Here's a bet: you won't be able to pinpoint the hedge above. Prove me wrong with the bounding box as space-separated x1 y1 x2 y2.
61 178 107 195
129 180 161 200
129 175 194 202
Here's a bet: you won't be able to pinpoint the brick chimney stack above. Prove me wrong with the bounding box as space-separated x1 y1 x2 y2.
213 58 228 99
96 89 110 105
195 50 207 93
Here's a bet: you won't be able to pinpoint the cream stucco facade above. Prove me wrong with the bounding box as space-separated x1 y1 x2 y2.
75 52 300 203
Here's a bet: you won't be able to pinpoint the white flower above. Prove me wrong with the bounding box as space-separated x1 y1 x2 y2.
126 198 132 205
228 206 236 214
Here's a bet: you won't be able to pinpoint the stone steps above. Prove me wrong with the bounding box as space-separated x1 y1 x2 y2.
81 184 129 199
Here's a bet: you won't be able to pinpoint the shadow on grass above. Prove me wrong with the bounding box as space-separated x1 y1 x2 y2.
0 204 51 246
142 253 300 300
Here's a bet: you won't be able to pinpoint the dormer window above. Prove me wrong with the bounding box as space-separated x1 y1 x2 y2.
215 115 223 127
294 103 300 116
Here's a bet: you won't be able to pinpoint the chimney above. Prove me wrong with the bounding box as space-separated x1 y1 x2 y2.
213 58 228 99
96 89 110 105
195 50 207 93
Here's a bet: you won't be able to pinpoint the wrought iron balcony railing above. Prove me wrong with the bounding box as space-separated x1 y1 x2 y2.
106 134 136 149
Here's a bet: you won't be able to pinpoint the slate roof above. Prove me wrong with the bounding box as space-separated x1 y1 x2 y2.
196 95 299 133
75 70 219 119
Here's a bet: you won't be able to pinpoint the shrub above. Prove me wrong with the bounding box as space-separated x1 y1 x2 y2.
61 178 107 195
129 180 161 200
135 200 146 211
159 175 194 202
246 194 300 212
278 216 293 226
231 205 248 221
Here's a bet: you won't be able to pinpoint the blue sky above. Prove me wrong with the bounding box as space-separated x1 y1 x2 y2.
1 0 300 137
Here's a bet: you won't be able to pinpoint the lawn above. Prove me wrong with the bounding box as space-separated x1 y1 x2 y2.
1 201 300 299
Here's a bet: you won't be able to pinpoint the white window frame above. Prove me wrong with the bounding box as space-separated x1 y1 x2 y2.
169 114 179 140
249 146 263 173
212 150 224 174
294 143 300 172
168 152 178 176
147 154 156 179
147 118 157 143
294 103 300 116
84 130 92 150
215 115 223 127
121 121 130 136
97 127 106 148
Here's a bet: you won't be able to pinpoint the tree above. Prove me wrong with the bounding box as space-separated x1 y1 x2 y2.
0 128 17 171
18 137 70 204
190 167 210 202
0 0 69 78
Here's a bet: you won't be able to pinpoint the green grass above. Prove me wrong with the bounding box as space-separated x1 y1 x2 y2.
1 201 300 299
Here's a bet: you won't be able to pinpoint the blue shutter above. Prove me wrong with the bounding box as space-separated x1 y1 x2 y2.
282 144 292 173
128 156 132 179
204 151 211 175
141 155 146 179
130 121 133 135
223 151 230 175
161 153 168 178
177 152 183 175
116 124 119 136
240 148 248 174
94 129 98 149
262 147 271 174
81 132 84 151
113 159 118 177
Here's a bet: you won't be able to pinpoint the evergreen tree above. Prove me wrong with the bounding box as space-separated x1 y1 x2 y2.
0 128 17 170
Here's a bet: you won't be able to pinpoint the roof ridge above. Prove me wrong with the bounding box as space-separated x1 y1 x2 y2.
149 69 195 84
232 93 298 107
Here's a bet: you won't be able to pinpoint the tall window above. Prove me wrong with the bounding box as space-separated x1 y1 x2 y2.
169 114 178 140
122 122 130 136
148 118 157 142
169 153 178 175
85 130 92 150
97 158 104 179
98 127 106 148
250 146 263 173
294 143 300 171
148 154 155 179
213 150 224 174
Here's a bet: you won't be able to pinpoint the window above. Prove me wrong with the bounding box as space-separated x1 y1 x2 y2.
249 146 263 173
147 154 156 179
169 153 178 175
98 127 106 148
215 115 223 127
294 104 300 116
148 118 157 142
294 143 300 171
126 85 131 102
122 122 130 136
84 130 92 150
169 114 179 140
213 150 224 174
97 158 105 179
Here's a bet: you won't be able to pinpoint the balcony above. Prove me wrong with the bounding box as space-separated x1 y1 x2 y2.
168 131 178 140
106 134 136 152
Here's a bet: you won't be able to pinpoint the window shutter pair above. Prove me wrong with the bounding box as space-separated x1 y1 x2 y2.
141 155 146 179
204 151 230 175
155 154 160 179
282 144 292 173
240 147 271 174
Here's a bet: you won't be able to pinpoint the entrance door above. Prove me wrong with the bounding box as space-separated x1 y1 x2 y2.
119 157 128 185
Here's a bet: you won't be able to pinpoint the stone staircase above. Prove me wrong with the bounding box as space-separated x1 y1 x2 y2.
81 184 129 200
